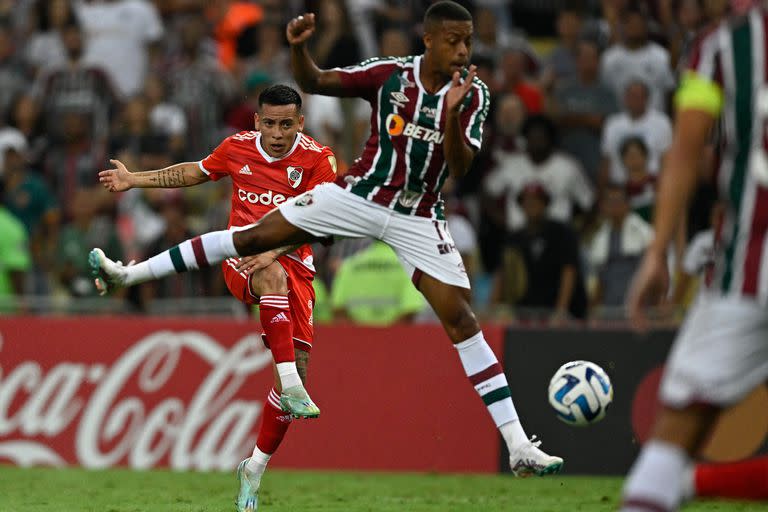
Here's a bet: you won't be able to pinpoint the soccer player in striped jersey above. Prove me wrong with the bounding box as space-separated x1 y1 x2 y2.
93 85 336 512
90 0 563 482
623 5 768 511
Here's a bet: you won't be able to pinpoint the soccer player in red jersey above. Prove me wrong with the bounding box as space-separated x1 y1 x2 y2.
92 3 563 502
94 85 335 511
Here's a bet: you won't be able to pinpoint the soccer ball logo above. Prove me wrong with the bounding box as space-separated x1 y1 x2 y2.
548 360 613 427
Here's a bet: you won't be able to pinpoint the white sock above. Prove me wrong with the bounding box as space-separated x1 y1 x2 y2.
454 332 522 445
276 362 302 389
140 230 237 282
123 260 155 286
680 464 695 502
621 440 689 512
245 445 271 484
499 420 529 451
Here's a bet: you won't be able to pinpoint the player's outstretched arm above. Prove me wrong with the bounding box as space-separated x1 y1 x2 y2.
98 159 209 192
287 13 343 96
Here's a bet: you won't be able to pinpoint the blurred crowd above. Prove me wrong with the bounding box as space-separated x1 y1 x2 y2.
0 0 735 325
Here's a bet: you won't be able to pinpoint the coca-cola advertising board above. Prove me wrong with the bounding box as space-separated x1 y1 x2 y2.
0 318 503 473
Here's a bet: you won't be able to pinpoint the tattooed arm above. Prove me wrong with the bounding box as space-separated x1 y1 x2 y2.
98 159 209 192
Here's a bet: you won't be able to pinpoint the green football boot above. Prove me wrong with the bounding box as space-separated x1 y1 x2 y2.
280 385 320 419
235 458 260 511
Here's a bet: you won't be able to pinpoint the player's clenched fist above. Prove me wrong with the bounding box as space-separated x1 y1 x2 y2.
99 159 133 192
286 13 316 45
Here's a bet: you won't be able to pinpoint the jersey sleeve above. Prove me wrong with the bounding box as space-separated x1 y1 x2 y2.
460 80 491 152
675 28 725 116
198 136 232 181
333 57 398 99
305 147 338 190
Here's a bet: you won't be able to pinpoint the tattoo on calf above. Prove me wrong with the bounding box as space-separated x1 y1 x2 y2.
295 349 310 384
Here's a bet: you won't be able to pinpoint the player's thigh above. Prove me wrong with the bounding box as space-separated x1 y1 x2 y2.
221 260 259 304
384 214 471 290
661 295 768 408
277 182 387 239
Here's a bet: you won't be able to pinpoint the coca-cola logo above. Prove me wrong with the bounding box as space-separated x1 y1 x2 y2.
0 330 273 469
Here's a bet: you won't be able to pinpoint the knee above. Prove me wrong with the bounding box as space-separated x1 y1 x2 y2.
445 305 480 343
251 263 288 296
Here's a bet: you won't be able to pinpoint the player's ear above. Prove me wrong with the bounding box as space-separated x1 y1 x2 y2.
423 31 432 51
298 114 305 132
253 112 260 129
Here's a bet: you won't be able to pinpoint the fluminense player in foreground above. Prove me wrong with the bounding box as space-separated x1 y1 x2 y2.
622 5 768 511
91 0 563 478
94 84 336 512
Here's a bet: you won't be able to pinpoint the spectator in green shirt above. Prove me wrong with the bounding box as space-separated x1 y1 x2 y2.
1 130 60 282
0 196 31 299
330 241 425 325
57 189 124 297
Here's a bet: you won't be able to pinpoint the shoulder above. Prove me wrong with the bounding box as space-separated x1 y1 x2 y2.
648 110 672 127
228 130 259 142
338 55 409 72
603 112 626 130
647 42 670 59
295 133 335 166
601 46 623 62
296 133 328 155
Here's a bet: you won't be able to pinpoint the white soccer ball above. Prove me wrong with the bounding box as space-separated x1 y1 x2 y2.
548 360 613 427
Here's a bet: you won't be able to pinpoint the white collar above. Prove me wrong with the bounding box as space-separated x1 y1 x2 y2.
255 132 302 163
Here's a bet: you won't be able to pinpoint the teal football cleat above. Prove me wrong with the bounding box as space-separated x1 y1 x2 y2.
89 248 129 295
280 385 320 419
236 458 260 511
509 436 564 477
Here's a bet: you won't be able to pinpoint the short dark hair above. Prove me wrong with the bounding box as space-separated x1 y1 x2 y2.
258 84 302 111
522 114 558 143
424 1 472 29
620 136 649 158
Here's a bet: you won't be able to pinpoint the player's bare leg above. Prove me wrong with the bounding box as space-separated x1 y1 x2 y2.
238 348 311 511
90 209 315 294
416 272 563 476
620 404 720 511
248 261 319 419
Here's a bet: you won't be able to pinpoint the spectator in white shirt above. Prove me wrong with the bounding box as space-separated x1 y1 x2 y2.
588 184 654 309
75 0 164 98
484 115 595 231
600 80 673 188
600 6 675 112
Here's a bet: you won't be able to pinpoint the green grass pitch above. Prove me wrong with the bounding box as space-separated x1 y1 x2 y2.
0 466 764 511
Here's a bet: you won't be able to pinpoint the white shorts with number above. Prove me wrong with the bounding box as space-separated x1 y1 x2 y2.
279 182 470 289
660 293 768 408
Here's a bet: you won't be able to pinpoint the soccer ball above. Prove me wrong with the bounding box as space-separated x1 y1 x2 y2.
548 360 613 427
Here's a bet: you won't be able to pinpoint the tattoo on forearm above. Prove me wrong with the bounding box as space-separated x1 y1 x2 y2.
149 167 187 187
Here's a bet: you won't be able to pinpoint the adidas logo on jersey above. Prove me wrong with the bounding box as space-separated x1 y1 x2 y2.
239 165 252 175
271 312 289 323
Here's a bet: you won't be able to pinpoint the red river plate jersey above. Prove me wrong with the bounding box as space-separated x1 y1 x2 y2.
199 131 336 272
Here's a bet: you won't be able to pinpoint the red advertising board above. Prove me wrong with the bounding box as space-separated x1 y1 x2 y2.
0 318 503 473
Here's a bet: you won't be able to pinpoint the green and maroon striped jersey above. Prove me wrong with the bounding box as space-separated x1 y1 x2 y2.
333 55 490 220
685 7 768 301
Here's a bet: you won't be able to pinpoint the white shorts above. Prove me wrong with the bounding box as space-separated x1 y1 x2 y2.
660 294 768 408
279 183 470 289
